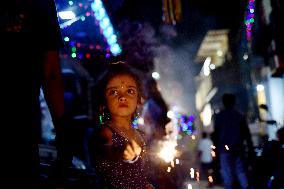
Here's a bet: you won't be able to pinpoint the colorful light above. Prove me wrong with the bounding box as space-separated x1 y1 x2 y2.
245 0 255 45
91 0 122 56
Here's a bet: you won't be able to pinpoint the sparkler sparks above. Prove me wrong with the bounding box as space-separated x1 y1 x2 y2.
157 139 178 163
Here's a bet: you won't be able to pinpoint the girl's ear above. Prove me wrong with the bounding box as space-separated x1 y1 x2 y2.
140 97 145 105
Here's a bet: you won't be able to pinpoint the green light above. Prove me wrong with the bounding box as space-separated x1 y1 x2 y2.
64 37 69 42
71 47 76 52
71 53 76 58
250 18 254 23
68 1 73 6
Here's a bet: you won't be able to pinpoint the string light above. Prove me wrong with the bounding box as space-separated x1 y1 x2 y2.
245 0 255 47
59 0 122 59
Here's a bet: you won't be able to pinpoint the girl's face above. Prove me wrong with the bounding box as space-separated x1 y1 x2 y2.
105 74 139 119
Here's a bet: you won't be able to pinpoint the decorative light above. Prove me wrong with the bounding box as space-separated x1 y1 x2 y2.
58 11 76 20
209 64 216 70
71 53 76 58
64 36 70 42
68 1 74 6
152 71 160 80
91 0 122 56
167 110 174 119
245 0 255 45
256 84 264 91
243 53 249 60
203 57 211 76
217 50 223 57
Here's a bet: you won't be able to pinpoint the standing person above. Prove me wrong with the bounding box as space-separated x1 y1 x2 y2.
1 1 67 188
213 93 254 189
197 132 214 187
89 62 154 189
259 104 278 141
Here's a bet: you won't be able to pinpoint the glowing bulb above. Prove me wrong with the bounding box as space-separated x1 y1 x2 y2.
167 167 171 172
58 11 76 20
209 64 216 70
176 159 179 164
225 145 229 151
152 72 160 80
190 168 195 179
188 184 192 189
167 110 174 119
256 84 264 91
243 54 249 60
217 50 223 56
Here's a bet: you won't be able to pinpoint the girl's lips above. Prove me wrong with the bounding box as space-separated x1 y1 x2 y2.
119 104 128 107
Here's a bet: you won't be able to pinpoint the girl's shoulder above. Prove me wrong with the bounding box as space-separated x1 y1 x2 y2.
90 124 114 144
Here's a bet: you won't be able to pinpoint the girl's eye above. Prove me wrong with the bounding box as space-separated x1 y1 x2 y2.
110 90 118 95
128 89 136 95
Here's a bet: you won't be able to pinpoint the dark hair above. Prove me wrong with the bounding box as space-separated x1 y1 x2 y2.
277 127 284 143
92 62 144 122
259 104 268 111
222 93 236 109
202 132 208 138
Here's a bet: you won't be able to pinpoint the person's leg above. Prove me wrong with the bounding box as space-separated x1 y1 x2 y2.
235 156 249 189
220 153 234 189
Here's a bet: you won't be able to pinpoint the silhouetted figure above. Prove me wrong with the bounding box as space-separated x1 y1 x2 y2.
259 104 278 141
1 1 67 188
255 127 284 189
198 132 214 187
213 93 254 189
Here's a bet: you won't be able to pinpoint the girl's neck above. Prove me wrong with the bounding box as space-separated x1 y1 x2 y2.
110 116 132 130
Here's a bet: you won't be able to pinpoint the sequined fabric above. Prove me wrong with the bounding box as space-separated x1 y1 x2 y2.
95 127 149 189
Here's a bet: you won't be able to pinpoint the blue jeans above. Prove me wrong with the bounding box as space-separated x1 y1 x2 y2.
219 153 249 189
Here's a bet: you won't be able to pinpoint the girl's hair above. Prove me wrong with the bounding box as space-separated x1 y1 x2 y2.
92 62 144 123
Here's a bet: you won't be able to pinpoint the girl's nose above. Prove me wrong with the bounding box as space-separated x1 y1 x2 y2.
119 96 126 102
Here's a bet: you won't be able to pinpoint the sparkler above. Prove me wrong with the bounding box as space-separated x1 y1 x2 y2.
157 138 178 163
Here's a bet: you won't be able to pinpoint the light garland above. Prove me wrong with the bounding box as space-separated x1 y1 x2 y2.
245 0 255 48
58 0 122 59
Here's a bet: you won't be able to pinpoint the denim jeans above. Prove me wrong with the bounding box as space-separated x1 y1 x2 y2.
219 152 249 189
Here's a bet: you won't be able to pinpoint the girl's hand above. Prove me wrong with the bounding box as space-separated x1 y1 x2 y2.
123 140 142 160
146 183 155 189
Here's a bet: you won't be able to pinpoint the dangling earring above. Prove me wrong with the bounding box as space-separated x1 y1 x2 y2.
132 112 140 129
99 106 107 125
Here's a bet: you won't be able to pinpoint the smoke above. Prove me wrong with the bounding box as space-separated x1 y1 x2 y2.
117 19 199 115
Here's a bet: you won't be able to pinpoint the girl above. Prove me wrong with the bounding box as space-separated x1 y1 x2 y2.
90 62 154 189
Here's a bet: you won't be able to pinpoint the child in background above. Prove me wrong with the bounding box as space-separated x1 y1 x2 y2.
89 62 154 189
197 132 214 187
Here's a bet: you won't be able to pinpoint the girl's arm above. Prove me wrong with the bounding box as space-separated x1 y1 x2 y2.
95 127 125 160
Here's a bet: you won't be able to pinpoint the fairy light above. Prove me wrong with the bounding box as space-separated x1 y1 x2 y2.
190 168 195 179
175 158 179 164
225 145 229 151
245 0 255 47
91 0 122 55
167 167 171 172
187 184 192 189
